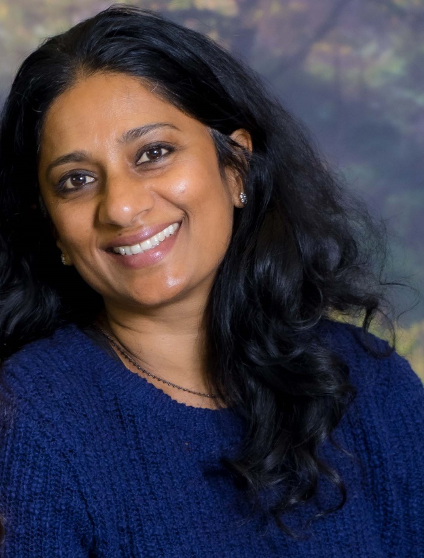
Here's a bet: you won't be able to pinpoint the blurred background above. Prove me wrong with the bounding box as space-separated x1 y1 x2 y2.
0 0 423 377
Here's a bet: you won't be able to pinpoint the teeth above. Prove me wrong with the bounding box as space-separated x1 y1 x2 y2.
130 244 142 255
140 239 152 251
112 222 180 256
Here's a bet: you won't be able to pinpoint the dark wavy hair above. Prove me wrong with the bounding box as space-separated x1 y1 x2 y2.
0 4 393 539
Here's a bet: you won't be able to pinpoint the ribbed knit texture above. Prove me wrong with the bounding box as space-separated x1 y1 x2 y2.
0 321 423 557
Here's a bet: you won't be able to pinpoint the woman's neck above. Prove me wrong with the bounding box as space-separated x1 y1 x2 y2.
97 299 218 409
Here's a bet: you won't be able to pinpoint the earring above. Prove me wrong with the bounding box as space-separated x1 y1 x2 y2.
61 253 67 266
239 192 247 205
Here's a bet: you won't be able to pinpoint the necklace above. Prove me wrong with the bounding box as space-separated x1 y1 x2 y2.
98 327 218 399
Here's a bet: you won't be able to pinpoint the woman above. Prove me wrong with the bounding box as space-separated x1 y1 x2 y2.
0 5 422 557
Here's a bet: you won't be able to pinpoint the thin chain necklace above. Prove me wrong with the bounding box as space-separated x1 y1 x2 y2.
98 327 217 399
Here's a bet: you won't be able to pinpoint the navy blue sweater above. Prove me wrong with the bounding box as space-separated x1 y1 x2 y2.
0 322 423 557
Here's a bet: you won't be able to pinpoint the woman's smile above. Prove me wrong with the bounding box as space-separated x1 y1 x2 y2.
105 221 181 270
108 221 180 255
37 72 246 309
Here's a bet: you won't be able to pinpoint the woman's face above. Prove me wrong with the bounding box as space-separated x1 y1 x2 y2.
38 73 248 312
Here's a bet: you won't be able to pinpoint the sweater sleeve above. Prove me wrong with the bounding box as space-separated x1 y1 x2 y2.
0 390 93 557
379 352 424 558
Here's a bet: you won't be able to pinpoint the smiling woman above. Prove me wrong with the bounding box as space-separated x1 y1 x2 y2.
0 5 423 558
38 73 245 320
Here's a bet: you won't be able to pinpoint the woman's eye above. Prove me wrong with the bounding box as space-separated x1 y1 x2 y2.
137 146 170 164
60 173 95 191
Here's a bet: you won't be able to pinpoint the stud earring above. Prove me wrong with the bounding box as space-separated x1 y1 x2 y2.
239 192 247 205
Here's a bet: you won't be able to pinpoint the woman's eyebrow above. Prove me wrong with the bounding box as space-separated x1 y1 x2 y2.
120 122 180 143
45 151 89 180
44 123 180 180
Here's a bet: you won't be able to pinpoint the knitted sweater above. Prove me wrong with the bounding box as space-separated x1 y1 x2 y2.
0 322 423 557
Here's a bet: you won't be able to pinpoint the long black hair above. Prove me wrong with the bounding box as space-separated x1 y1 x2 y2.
0 5 392 538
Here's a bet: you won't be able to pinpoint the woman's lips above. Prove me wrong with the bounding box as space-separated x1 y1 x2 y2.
104 220 181 251
111 223 179 255
105 222 180 270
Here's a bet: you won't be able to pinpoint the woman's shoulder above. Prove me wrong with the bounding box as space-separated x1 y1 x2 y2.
319 318 423 402
3 322 94 370
319 319 423 429
0 324 104 416
321 321 424 558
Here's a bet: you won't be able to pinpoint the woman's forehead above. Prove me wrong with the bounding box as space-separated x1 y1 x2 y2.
39 73 205 156
43 74 176 132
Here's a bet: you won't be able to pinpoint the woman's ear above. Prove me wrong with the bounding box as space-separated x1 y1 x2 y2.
228 128 252 208
230 128 253 154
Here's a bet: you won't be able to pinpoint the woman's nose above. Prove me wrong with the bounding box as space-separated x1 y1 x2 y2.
97 174 154 227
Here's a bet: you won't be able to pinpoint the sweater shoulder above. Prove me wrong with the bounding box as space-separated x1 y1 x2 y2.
321 322 424 557
0 325 103 416
319 319 423 406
